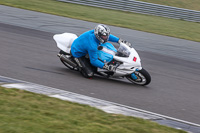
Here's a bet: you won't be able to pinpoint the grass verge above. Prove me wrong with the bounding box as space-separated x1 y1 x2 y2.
0 86 186 133
0 0 200 42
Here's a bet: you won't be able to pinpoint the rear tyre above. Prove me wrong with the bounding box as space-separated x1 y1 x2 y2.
126 68 151 86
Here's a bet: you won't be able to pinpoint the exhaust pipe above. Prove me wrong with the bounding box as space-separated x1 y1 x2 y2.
57 54 77 68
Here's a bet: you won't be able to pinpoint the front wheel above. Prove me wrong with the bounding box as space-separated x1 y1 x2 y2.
126 68 151 86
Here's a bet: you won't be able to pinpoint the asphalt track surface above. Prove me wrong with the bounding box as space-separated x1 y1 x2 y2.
0 5 200 125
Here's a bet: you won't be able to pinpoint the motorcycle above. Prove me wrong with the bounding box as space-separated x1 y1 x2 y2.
53 33 151 86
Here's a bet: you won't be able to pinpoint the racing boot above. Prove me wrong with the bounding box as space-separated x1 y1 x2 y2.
74 57 94 78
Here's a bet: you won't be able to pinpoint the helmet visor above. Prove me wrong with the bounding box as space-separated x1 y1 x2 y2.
101 35 108 41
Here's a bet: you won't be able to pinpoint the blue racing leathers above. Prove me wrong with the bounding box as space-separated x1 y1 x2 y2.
71 30 119 68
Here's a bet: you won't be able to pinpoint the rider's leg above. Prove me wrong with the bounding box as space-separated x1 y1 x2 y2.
74 57 94 78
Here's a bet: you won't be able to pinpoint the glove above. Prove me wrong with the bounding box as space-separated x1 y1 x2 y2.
103 63 116 72
118 38 131 47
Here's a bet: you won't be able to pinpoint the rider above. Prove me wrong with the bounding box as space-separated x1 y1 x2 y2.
71 24 130 78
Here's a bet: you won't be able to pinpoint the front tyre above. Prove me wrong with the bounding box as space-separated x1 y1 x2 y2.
126 68 151 86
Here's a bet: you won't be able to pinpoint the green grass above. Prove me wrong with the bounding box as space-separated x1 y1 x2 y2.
0 0 200 42
0 86 186 133
137 0 200 11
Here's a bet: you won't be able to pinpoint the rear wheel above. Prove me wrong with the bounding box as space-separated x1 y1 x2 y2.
126 68 151 86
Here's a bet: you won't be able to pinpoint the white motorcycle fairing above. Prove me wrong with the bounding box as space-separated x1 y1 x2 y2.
113 42 142 77
98 42 142 77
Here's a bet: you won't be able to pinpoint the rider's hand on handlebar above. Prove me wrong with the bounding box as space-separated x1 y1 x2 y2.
103 63 116 72
118 38 131 47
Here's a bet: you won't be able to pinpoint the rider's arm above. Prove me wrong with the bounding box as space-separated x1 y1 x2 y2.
109 34 131 47
108 34 119 42
88 49 104 68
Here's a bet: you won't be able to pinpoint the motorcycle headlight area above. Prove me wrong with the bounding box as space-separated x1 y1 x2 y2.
117 45 130 57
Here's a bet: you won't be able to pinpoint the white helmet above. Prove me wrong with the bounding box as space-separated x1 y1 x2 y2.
94 24 110 43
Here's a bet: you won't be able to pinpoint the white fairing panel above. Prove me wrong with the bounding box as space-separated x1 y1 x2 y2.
114 46 141 67
53 33 78 54
112 44 142 77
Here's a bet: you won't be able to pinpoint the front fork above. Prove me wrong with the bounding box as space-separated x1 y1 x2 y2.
131 68 141 80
